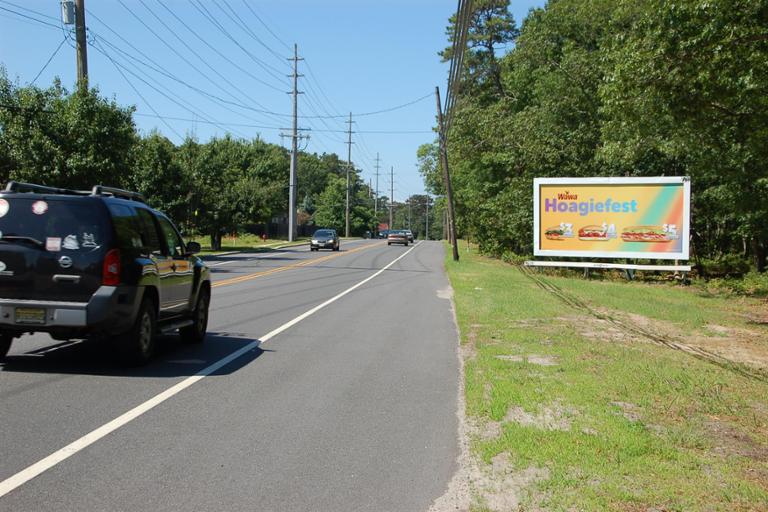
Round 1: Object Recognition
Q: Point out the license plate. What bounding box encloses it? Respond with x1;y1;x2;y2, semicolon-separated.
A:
15;307;46;324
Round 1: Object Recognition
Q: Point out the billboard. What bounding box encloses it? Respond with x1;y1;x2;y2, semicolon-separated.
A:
533;177;690;260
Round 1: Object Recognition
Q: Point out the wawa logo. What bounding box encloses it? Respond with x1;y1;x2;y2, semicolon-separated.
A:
557;191;578;200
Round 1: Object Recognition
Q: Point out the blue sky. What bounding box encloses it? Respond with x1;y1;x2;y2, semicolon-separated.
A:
0;0;544;200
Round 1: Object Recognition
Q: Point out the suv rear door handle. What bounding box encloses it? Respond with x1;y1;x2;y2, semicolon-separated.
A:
53;274;81;284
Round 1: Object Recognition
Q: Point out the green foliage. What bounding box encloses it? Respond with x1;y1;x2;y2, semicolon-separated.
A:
312;172;375;236
0;70;137;189
440;0;519;99
0;74;359;249
447;247;768;510
437;0;768;271
699;254;752;278
706;272;768;297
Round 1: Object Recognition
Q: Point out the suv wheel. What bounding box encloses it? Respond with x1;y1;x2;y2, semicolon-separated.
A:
0;334;13;362
117;298;157;365
181;287;210;344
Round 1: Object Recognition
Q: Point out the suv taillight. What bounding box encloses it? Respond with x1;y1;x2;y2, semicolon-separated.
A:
103;249;121;286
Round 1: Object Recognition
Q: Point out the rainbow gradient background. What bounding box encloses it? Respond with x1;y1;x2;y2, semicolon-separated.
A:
538;183;686;255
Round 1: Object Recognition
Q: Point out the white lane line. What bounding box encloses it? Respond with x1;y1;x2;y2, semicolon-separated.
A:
0;241;420;498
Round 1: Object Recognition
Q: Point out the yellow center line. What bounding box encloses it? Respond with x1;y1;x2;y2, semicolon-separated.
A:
211;242;380;289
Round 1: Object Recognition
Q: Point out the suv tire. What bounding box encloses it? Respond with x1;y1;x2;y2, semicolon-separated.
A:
117;297;157;366
0;334;12;362
181;287;210;344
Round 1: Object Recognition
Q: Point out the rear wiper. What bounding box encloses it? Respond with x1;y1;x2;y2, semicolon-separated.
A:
0;236;45;248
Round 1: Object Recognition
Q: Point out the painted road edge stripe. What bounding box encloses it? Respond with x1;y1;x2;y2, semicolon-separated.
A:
0;241;420;498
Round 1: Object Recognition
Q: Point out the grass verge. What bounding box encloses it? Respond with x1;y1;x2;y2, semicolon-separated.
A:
444;246;768;511
190;234;310;256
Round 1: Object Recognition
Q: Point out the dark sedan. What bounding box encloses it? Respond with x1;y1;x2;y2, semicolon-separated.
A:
310;229;340;251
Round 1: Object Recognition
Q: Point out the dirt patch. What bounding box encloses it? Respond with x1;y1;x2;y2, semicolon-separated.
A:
481;453;549;512
504;401;578;431
570;311;768;373
611;401;642;423
462;324;481;362
528;355;559;366
494;354;558;366
705;418;768;462
479;420;503;441
495;354;524;362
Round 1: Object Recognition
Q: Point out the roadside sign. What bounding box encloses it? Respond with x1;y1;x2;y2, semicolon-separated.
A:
533;177;690;260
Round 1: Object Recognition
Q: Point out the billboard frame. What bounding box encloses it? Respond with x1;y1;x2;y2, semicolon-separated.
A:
533;176;691;260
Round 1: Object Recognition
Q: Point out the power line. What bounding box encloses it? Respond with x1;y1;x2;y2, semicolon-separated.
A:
133;113;280;131
154;0;286;114
217;0;289;67
0;12;57;31
88;25;286;126
446;0;473;131
240;1;292;52
116;0;283;107
189;0;289;88
92;38;183;140
30;37;68;85
136;0;281;119
0;0;58;21
88;8;285;126
89;38;249;139
303;59;345;117
0;5;60;29
353;92;435;118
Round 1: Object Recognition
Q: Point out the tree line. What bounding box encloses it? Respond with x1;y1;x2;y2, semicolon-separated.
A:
420;0;768;273
0;70;438;249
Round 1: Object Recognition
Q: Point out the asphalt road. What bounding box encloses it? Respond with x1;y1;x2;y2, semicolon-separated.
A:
0;240;459;511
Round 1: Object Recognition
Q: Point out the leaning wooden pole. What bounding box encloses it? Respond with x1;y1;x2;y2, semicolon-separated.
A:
435;86;460;262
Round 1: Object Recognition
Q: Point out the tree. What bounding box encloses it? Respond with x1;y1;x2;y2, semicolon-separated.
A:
440;0;519;100
130;132;189;226
177;135;287;250
313;172;374;236
0;71;137;190
599;0;768;271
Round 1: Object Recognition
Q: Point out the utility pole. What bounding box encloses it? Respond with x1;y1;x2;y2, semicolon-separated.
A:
69;0;88;86
435;86;460;262
286;44;304;242
408;198;412;230
389;166;394;229
374;153;381;217
345;113;354;238
425;197;429;240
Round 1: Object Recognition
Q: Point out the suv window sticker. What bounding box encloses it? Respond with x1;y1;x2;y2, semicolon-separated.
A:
31;200;48;215
81;233;99;249
46;237;62;252
63;234;80;250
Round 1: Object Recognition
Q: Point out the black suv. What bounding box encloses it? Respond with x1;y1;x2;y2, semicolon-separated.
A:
0;182;211;365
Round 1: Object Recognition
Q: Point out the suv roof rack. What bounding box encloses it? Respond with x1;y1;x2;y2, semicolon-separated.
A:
4;181;90;196
91;185;145;203
3;181;146;203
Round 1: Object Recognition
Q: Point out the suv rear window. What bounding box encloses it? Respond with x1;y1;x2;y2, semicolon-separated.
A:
0;196;109;253
107;204;144;251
